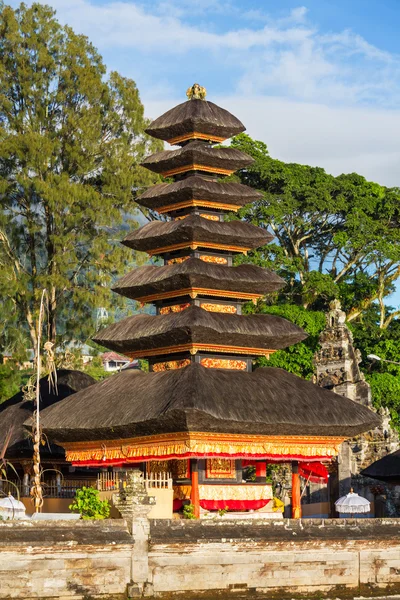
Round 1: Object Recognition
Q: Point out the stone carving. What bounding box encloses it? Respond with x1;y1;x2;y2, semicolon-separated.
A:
186;83;207;100
313;300;400;514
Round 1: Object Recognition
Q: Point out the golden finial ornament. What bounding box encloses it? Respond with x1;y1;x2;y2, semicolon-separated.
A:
186;83;207;100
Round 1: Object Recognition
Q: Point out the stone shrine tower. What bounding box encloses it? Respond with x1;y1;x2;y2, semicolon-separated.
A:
314;300;398;508
314;299;371;407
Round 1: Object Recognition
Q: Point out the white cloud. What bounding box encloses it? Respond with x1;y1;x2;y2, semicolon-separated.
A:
144;95;400;186
35;0;400;110
10;0;400;185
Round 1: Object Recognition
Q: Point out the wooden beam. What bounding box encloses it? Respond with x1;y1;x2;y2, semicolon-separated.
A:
291;461;302;519
190;459;200;518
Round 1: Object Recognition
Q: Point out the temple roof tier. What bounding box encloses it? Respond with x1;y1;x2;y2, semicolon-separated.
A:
145;99;245;145
122;215;272;255
112;258;284;302
141;141;254;177
92;305;307;357
136;175;263;214
38;364;381;444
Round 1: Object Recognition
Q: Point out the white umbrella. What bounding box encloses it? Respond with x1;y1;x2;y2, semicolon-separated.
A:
335;489;370;514
0;494;26;520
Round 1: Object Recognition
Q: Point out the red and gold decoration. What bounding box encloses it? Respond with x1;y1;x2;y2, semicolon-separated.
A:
200;213;220;221
200;358;247;370
167;256;189;265
152;359;191;372
147;459;190;479
199;255;228;265
160;303;190;315
200;303;237;314
206;458;236;479
65;431;344;466
198;484;272;511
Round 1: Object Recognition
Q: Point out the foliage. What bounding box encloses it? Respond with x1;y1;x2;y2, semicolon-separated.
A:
83;356;113;381
217;507;229;516
245;303;325;379
0;3;162;357
231;133;400;326
182;503;196;519
366;373;400;430
69;486;110;519
0;364;31;403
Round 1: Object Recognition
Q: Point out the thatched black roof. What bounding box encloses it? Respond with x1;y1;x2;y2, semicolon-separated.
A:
136;176;263;212
141;141;253;176
39;364;380;442
0;370;96;459
122;215;272;254
93;305;307;356
361;450;400;482
112;258;284;301
145;99;245;143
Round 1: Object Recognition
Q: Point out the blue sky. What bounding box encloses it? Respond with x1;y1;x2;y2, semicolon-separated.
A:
9;0;400;307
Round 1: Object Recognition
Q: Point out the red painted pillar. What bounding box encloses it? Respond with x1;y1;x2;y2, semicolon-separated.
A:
291;461;302;519
190;459;200;518
256;461;267;482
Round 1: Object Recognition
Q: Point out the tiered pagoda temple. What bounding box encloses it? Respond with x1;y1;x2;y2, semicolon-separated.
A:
39;85;379;518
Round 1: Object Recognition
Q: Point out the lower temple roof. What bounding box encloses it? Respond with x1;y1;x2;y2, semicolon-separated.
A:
122;215;272;255
361;450;400;481
112;258;285;302
92;305;307;357
1;370;96;459
37;364;381;443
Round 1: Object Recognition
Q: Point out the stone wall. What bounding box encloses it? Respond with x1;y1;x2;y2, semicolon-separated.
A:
0;519;133;599
2;518;400;599
146;518;400;599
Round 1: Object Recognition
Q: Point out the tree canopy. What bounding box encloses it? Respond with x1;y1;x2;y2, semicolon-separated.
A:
231;133;400;326
0;2;161;357
234;134;400;430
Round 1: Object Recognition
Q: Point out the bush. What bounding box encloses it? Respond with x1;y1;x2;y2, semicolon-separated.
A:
182;503;196;519
69;486;110;520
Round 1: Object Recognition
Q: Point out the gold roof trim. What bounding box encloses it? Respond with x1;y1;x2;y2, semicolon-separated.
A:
161;164;235;178
136;287;262;304
124;343;276;359
147;241;249;256
156;199;240;214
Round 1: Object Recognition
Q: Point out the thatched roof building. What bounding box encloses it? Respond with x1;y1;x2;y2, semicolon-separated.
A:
39;364;379;462
35;86;379;517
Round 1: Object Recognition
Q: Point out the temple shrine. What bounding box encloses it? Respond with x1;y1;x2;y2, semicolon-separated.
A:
39;85;379;518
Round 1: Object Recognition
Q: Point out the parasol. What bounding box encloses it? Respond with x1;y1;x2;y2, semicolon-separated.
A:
0;494;27;520
335;489;370;515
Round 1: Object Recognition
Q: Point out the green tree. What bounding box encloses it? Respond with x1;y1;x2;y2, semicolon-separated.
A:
245;303;325;379
69;486;110;519
231;134;400;325
0;3;161;357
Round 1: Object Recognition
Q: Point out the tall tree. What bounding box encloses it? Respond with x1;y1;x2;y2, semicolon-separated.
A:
0;3;160;357
231;134;400;324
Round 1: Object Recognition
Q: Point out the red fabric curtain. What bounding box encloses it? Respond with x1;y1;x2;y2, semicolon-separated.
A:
200;499;270;511
299;462;328;483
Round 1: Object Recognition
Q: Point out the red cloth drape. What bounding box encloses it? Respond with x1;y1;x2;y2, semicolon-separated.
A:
299;462;328;483
200;499;270;511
